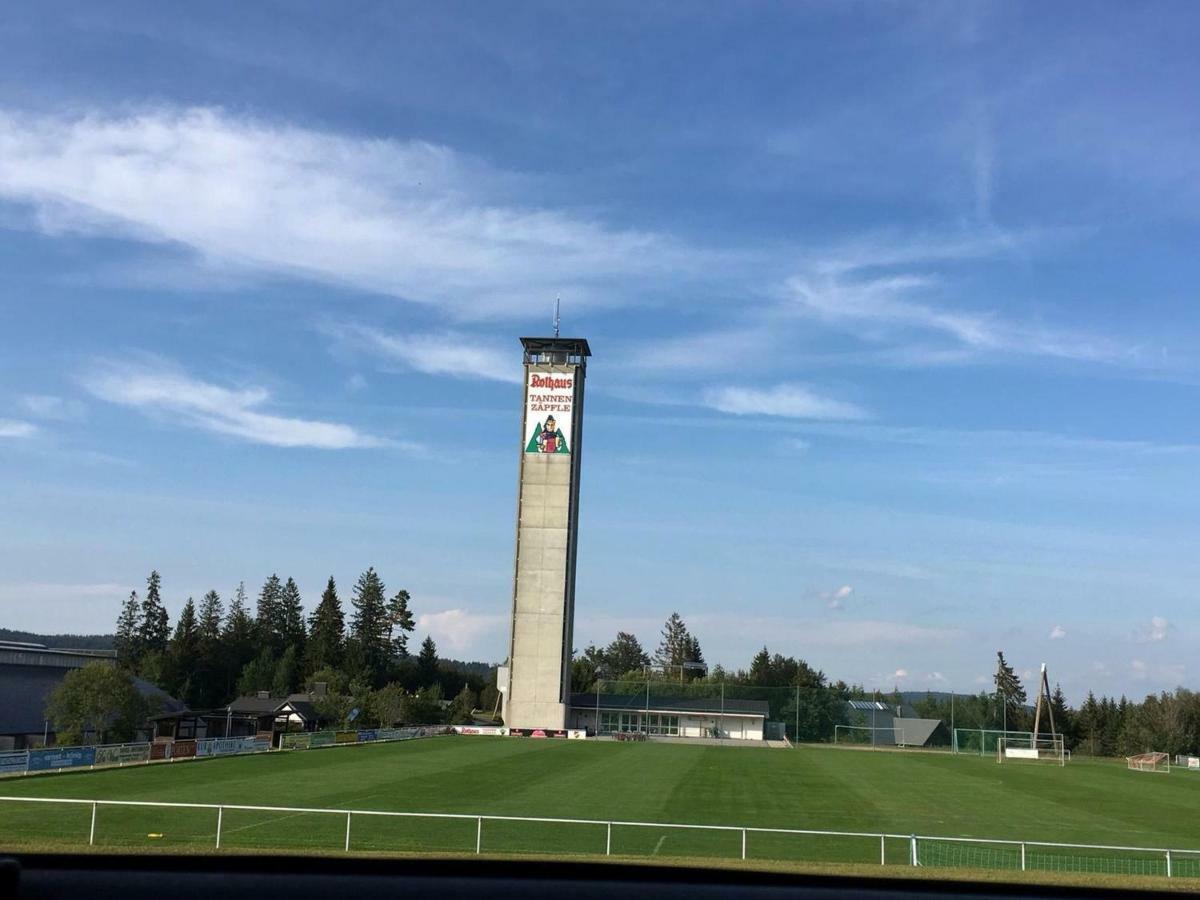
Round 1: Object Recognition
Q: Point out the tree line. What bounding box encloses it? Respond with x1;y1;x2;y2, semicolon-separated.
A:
108;569;497;731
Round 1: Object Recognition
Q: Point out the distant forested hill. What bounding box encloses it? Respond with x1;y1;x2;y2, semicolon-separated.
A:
0;628;115;650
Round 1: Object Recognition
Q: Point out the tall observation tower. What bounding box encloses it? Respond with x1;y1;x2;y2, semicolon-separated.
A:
501;335;591;730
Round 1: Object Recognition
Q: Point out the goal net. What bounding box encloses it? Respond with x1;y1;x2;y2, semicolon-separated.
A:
1174;754;1200;771
997;735;1065;766
953;728;1034;756
834;724;908;747
1127;752;1170;773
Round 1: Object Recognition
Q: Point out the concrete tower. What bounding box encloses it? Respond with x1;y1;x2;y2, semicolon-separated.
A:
502;336;591;730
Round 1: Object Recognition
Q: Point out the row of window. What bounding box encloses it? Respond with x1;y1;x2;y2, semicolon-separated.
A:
597;712;680;736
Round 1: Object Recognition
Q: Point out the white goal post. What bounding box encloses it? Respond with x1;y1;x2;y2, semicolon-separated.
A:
834;724;908;747
1128;752;1170;774
997;735;1065;767
1174;755;1200;771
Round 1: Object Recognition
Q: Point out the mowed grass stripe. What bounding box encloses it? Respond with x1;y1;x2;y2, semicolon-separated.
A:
2;738;1199;855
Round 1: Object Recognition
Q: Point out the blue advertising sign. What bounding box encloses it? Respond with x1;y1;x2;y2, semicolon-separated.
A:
356;729;378;743
28;746;96;771
0;751;29;776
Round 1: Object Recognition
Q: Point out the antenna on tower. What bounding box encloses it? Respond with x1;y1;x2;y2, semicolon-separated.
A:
554;296;561;338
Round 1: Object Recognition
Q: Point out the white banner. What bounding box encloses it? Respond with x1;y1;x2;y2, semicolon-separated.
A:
524;370;575;455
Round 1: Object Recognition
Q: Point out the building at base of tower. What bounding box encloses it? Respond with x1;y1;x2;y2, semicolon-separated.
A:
501;337;590;730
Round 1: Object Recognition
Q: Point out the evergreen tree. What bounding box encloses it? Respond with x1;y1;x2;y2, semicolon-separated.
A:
280;577;306;654
656;612;690;668
307;577;345;673
272;645;302;696
388;589;416;659
1049;682;1076;749
166;597;199;703
137;570;170;658
350;568;391;685
448;684;478;724
598;632;650;678
993;651;1027;729
1077;691;1101;755
417;636;439;687
194;590;225;708
256;574;286;654
114;590;142;669
237;648;277;696
222;582;257;700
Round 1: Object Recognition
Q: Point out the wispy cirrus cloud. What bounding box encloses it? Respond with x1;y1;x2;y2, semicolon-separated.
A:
0;419;38;439
0;107;697;318
784;270;1128;364
81;361;388;449
1049;624;1067;640
323;322;520;384
20;394;86;421
703;383;868;420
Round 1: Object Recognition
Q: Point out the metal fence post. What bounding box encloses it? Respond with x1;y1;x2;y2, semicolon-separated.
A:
89;802;97;846
741;828;747;860
1020;842;1026;871
344;812;351;852
880;834;885;865
1166;850;1172;878
215;806;223;849
606;822;612;856
476;816;483;854
910;835;918;866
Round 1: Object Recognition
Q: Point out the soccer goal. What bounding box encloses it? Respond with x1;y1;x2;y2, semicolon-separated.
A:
953;728;1035;756
834;724;908;747
997;734;1065;766
1174;754;1200;771
1127;752;1170;773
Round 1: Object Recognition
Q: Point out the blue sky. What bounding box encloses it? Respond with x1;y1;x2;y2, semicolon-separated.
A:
1;2;1198;702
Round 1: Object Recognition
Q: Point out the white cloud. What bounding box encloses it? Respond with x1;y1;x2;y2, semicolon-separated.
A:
703;383;868;420
784;271;1126;364
81;361;387;449
827;584;854;610
417;608;505;657
324;322;520;384
20;394;85;421
0;419;37;438
0;107;694;318
1049;624;1067;640
1146;615;1170;643
892;668;908;679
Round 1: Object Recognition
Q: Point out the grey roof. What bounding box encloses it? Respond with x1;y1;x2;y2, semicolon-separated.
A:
226;695;286;715
0;663;181;736
848;699;890;711
569;693;768;717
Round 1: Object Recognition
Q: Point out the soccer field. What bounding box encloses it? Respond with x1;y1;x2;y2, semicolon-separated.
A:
1;737;1198;880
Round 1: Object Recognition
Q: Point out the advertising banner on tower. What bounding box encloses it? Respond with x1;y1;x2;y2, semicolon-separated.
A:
524;370;575;454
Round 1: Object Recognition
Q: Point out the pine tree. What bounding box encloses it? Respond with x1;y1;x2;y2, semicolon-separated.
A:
600;632;650;678
748;647;773;685
1050;682;1075;749
350;568;390;685
307;577;345;673
114;590;142;669
272;645;302;696
388;589;416;659
993;651;1027;729
656;612;690;668
417;636;439;687
222;582;257;701
137;570;170;657
237;648;277;696
256;574;286;654
195;590;225;707
166;597;200;704
280;577;306;656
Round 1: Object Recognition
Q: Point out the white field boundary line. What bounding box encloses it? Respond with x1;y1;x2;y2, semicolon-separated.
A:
3;795;1200;860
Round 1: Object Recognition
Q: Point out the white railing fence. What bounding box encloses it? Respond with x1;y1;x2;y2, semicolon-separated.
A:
1;796;1197;879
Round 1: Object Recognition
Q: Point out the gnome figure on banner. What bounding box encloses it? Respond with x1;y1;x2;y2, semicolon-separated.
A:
536;415;566;453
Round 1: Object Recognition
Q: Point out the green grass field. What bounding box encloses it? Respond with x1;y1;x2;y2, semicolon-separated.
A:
1;736;1199;885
